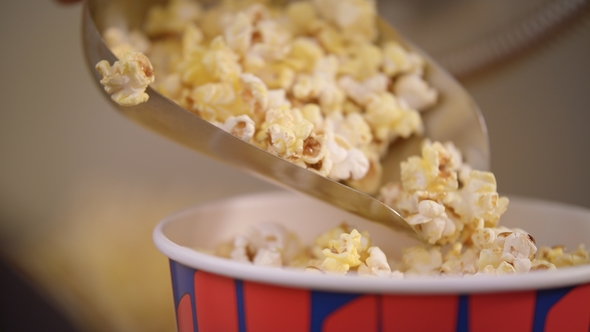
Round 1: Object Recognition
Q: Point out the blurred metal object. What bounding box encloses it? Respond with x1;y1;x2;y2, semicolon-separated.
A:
438;0;590;78
377;0;590;80
82;0;489;236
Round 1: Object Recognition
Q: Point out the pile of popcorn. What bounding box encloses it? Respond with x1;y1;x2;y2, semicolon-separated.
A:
220;220;590;277
95;0;589;277
96;0;437;195
212;140;589;277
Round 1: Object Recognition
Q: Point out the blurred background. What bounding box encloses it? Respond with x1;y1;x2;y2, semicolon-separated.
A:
0;0;588;331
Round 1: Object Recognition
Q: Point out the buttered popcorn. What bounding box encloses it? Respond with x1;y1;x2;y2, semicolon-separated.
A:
95;51;155;106
213;139;588;277
96;0;436;187
215;216;589;277
375;140;509;247
95;0;589;276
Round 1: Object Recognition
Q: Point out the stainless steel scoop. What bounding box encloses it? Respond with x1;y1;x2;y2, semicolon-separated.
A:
82;0;489;236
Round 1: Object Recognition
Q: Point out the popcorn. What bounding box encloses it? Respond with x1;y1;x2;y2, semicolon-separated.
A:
283;37;325;73
187;82;237;122
339;43;383;81
267;89;292;110
239;73;269;119
358;247;392;277
154;73;182;101
286;1;317;35
249;19;292;61
321;229;365;275
257;107;321;163
230;235;250;263
312;0;378;43
292;55;345;113
95;51;155;106
400;141;459;194
479;261;517;276
444;170;509;229
401;245;443;276
96;0;590;279
441;243;478;275
182;23;205;58
324;131;370;181
300;103;324;129
500;231;537;273
216;212;588;277
202;36;243;84
143;0;202;37
224;12;254;55
102;27;151;59
216;115;256;142
338;74;389;106
345;150;383;194
379;139;510;247
97;0;431;197
198;3;233;40
472;226;502;250
213;160;587;277
325;112;372;149
537;244;590;267
382;40;424;77
406;200;456;245
370;139;508;249
393;73;438;111
245;61;296;90
530;259;557;271
145;39;183;80
310;21;346;55
311;223;351;258
253;248;283;268
226;222;306;268
469;226;539;274
364;92;423;142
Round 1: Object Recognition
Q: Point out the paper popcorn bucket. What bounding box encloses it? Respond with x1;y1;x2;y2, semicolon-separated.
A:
154;191;590;332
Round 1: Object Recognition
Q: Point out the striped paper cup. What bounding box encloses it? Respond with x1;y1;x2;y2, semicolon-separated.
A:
154;191;590;332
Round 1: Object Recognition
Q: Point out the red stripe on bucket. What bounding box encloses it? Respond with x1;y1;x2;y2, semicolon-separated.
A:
194;271;239;331
243;281;310;331
323;295;379;332
381;294;459;332
469;291;535;331
544;284;590;332
177;293;194;332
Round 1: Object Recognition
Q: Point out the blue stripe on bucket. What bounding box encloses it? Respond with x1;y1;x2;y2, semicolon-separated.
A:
235;280;246;332
532;286;573;332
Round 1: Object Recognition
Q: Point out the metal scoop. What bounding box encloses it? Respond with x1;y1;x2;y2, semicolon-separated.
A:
82;0;489;236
